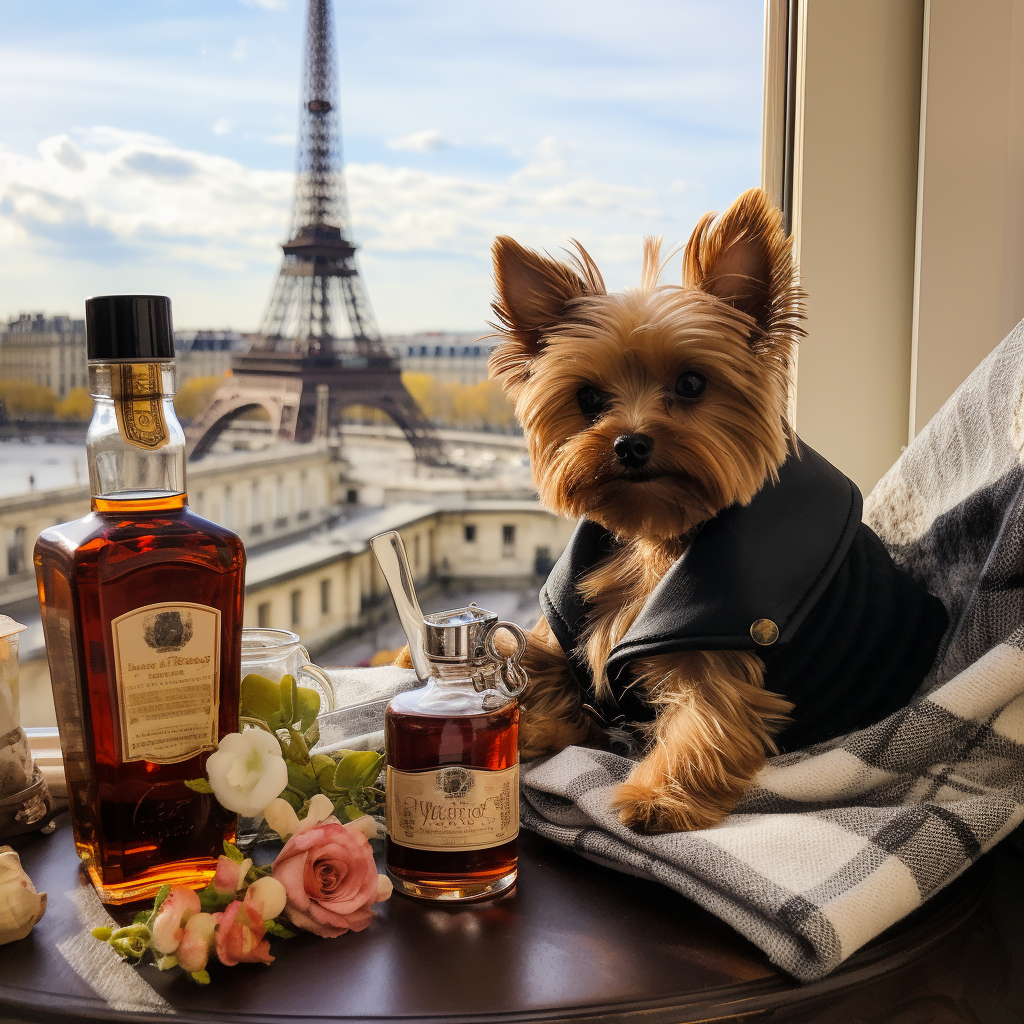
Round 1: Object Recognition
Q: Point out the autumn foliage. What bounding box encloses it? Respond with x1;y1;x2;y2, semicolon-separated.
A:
174;375;227;422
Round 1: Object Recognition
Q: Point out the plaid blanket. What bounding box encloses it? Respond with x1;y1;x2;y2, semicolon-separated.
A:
520;319;1024;982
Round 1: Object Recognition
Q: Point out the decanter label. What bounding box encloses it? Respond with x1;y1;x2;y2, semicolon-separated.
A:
112;363;169;450
385;764;519;852
110;601;221;764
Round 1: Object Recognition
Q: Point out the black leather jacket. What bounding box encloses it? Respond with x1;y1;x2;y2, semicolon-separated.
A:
540;440;949;751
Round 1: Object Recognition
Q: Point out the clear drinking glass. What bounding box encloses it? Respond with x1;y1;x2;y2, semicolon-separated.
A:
240;628;336;717
236;628;336;846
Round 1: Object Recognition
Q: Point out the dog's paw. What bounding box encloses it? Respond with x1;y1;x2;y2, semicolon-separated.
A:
610;782;729;834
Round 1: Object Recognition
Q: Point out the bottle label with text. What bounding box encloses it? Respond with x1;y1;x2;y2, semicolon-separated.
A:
110;601;221;764
386;763;519;852
112;362;169;450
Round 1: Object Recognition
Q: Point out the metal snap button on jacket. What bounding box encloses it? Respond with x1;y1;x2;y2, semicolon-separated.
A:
750;618;779;645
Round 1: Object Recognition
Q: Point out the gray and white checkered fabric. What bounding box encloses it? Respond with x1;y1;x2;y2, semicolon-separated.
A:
521;319;1024;983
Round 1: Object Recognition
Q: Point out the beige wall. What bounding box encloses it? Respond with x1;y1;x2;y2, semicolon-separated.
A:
774;0;1024;494
245;507;575;654
787;0;924;494
190;444;338;543
910;0;1024;434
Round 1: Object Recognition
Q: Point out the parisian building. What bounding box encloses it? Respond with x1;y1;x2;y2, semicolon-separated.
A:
0;314;87;399
0;316;249;402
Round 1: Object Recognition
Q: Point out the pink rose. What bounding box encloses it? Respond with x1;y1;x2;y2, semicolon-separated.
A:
211;854;252;896
176;912;217;972
272;819;390;938
151;887;201;955
213;900;274;966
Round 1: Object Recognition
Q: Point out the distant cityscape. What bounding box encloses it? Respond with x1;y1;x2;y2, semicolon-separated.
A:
0;310;568;732
0;312;499;412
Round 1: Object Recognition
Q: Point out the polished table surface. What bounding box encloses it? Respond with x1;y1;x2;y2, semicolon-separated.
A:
2;814;1024;1024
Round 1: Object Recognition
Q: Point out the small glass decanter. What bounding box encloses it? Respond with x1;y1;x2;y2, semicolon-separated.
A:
371;531;526;902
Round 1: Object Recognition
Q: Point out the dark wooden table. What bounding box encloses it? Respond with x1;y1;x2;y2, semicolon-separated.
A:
2;813;1024;1023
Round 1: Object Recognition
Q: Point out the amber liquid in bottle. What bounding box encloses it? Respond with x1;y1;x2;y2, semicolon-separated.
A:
35;315;245;905
385;687;518;901
35;492;244;903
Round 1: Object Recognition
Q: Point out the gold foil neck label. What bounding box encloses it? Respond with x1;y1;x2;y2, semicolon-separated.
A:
112;363;169;450
110;601;221;764
385;763;519;852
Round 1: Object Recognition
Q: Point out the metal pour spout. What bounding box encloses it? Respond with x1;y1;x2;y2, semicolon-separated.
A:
370;531;431;681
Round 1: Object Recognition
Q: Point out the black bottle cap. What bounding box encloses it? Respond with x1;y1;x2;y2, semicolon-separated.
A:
85;295;175;361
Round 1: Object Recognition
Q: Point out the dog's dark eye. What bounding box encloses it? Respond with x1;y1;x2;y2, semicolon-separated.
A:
576;385;609;419
674;371;707;401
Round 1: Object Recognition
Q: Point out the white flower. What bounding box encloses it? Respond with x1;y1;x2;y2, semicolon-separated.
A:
205;730;288;818
0;847;46;944
263;792;335;840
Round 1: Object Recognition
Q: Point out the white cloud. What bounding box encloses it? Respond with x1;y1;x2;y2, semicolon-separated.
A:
511;136;578;183
386;130;451;153
230;37;249;62
53;139;86;173
213;119;233;136
237;0;288;9
0;131;291;273
0;128;674;330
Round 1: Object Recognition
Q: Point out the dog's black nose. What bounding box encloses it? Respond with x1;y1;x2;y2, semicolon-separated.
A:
613;433;654;468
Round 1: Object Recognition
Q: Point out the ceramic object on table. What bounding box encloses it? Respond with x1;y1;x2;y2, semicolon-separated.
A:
0;617;55;838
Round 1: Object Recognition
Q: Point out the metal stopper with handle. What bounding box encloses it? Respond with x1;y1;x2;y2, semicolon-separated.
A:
370;530;529;697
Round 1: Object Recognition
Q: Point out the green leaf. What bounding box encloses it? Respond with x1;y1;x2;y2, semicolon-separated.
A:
264;919;297;939
91;926;112;941
303;719;321;748
155;955;178;971
284;727;309;765
108;923;153;961
310;753;336;777
279;674;296;725
190;970;211;986
343;804;364;822
149;886;171;921
295;685;321;732
132;911;151;926
198;884;234;913
280;787;304;811
241;673;285;728
286;760;318;798
316;761;343;795
112;936;148;960
356;751;385;789
184;778;214;794
222;841;244;863
333;751;384;794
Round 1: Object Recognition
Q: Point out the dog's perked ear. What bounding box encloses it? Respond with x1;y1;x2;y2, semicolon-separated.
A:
489;236;605;386
681;188;803;355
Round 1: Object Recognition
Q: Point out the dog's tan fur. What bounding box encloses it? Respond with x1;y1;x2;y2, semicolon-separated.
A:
484;188;804;832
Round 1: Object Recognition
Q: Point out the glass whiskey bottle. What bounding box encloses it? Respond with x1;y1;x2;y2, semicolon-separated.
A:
372;531;526;902
34;295;245;904
384;661;520;901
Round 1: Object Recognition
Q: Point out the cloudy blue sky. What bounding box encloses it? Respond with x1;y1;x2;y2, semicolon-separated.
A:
0;0;764;332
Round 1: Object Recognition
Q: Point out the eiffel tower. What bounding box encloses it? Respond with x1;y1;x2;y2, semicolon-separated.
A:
186;0;444;463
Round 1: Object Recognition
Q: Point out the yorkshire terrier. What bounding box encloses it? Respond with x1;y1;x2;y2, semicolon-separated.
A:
484;187;947;833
